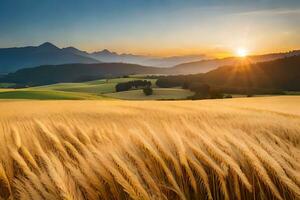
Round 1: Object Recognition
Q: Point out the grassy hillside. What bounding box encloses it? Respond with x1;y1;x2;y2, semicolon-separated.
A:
156;55;300;96
33;77;157;95
0;96;299;199
0;83;16;88
0;63;164;86
105;88;193;100
203;55;300;91
0;77;157;100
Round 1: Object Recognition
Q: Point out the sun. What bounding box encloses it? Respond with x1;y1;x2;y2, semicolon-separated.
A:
236;48;248;57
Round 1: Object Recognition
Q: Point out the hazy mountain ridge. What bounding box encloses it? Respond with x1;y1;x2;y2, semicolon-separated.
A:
0;42;100;73
91;49;208;67
0;42;208;73
170;50;300;74
61;46;91;57
1;42;300;77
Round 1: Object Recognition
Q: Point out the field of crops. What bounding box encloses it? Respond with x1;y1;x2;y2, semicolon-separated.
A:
0;96;299;199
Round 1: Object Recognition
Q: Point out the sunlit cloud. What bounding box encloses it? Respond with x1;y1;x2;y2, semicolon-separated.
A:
234;8;300;16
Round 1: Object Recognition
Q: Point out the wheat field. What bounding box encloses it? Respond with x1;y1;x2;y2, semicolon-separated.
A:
0;96;299;200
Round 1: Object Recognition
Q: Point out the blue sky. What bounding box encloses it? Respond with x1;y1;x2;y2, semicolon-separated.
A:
1;0;300;56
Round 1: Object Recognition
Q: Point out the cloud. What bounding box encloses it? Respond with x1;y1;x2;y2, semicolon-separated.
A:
234;8;300;16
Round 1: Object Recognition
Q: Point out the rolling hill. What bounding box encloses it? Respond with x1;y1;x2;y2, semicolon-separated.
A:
0;77;157;100
156;55;300;92
203;55;300;91
170;50;300;74
0;42;100;73
0;63;164;86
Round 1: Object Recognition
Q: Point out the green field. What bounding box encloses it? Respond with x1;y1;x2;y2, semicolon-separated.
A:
32;82;116;94
0;83;16;88
1;76;298;100
32;77;157;95
0;77;159;100
104;88;194;100
0;90;104;100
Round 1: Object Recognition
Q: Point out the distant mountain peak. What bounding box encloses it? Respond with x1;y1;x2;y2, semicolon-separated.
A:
92;49;118;56
0;42;99;73
100;49;117;55
102;49;111;53
62;46;86;53
38;42;59;50
63;46;78;51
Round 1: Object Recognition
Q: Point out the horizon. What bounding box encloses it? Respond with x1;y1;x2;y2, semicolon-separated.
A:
1;0;300;57
2;41;300;59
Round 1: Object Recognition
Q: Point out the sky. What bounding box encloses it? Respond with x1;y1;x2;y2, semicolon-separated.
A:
1;0;300;57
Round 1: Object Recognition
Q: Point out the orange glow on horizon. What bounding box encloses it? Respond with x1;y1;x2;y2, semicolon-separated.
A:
78;44;298;59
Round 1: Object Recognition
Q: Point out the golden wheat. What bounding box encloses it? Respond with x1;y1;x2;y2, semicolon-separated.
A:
0;96;299;200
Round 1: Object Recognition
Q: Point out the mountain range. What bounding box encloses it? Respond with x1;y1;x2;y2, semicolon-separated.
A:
90;50;208;68
0;42;99;73
0;42;207;73
1;42;300;78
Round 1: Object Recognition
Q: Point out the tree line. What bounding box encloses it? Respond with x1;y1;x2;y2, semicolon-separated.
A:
156;75;284;100
115;80;152;92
